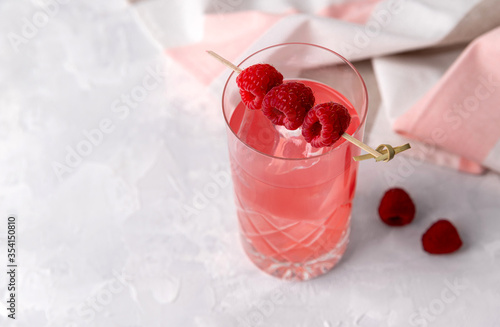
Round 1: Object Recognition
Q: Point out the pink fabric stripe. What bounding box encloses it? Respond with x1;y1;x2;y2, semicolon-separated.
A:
394;27;500;169
165;10;291;85
317;0;383;25
458;157;484;174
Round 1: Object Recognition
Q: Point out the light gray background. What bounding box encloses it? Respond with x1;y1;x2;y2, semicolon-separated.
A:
1;1;500;326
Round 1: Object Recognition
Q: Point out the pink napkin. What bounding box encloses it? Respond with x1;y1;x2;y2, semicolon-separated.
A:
394;27;500;174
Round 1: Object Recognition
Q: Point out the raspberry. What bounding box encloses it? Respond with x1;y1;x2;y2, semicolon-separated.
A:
302;102;351;147
422;219;463;254
236;64;283;110
261;82;315;130
378;188;416;226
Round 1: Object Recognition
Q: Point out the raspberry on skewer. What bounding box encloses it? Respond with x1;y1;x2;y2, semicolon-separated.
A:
261;82;315;130
236;64;283;110
302;102;351;148
207;51;283;111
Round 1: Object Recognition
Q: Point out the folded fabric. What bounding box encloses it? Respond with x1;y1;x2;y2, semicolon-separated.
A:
129;0;500;173
394;27;500;174
372;45;485;174
132;0;492;87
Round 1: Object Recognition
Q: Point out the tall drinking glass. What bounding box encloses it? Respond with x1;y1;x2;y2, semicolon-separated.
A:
222;43;368;280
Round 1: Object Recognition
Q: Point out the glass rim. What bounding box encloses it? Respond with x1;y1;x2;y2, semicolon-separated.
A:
222;42;368;161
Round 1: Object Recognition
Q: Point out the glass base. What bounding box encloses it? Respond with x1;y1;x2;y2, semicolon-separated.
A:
241;226;350;281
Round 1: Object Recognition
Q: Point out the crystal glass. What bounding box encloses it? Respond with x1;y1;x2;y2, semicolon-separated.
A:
222;43;368;280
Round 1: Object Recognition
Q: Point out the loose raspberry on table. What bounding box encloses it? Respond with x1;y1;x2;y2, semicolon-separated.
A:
261;82;315;130
236;64;283;110
378;188;416;226
301;102;351;147
422;219;462;254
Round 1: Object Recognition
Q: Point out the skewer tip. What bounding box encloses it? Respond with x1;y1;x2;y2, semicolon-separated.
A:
206;50;242;73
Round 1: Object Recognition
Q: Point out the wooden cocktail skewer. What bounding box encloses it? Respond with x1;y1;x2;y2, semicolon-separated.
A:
207;51;242;73
341;133;381;159
207;50;410;162
354;143;411;162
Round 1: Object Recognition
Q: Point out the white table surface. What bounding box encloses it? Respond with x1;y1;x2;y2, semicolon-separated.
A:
1;1;500;327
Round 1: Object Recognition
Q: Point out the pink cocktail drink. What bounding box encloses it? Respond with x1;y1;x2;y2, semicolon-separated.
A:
222;44;368;280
